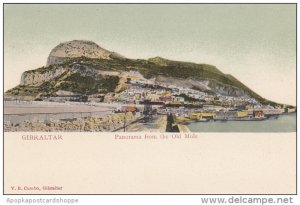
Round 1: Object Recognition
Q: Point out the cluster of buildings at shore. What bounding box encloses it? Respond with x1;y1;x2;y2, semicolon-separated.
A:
4;70;296;124
112;75;295;122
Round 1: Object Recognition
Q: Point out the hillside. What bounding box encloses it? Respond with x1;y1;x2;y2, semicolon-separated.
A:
5;40;275;105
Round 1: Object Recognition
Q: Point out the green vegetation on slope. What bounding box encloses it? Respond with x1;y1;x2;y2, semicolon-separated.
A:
5;85;40;97
57;73;119;94
6;71;120;98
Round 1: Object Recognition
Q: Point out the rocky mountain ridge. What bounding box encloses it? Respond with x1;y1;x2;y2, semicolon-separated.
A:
5;40;275;105
46;40;123;66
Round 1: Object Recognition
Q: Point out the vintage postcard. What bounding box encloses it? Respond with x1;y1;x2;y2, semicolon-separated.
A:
3;4;296;194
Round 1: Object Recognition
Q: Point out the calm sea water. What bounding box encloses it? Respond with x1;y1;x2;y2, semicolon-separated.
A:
187;113;296;132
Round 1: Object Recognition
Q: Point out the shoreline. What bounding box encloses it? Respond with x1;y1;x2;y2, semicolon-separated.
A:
3;100;296;133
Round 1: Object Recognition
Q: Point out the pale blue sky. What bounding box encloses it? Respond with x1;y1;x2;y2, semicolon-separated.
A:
4;4;296;105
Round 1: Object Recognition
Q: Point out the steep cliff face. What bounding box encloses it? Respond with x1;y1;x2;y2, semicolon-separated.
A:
46;40;123;66
208;80;245;96
20;66;68;86
155;76;245;97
